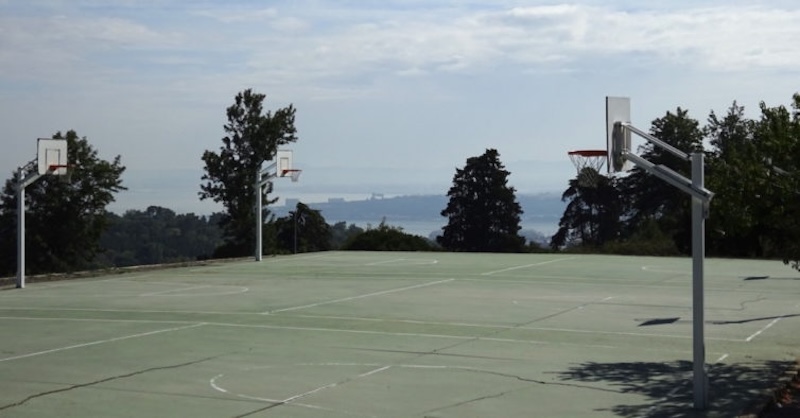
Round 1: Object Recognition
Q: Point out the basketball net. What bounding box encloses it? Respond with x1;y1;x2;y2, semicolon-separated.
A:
282;169;302;183
48;164;73;183
568;150;607;188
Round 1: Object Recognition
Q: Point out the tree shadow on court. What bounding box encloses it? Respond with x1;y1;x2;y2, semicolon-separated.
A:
555;359;791;417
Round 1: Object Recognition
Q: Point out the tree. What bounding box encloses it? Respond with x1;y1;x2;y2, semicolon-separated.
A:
97;207;222;267
748;95;800;266
550;174;623;250
704;102;763;257
275;202;331;253
438;149;525;252
343;221;434;251
330;221;365;249
0;130;125;275
199;89;297;257
620;108;704;254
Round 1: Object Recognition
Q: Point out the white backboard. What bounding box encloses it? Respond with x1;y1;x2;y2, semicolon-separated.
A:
275;149;293;176
606;96;632;173
37;138;68;175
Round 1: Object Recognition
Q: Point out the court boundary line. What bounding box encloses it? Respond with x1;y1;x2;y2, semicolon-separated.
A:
746;317;783;342
0;310;747;343
0;323;205;363
0;315;734;356
263;278;455;314
140;285;213;296
481;257;575;276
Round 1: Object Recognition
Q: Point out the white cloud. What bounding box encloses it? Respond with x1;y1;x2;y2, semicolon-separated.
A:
2;0;800;210
219;2;800;97
193;7;277;23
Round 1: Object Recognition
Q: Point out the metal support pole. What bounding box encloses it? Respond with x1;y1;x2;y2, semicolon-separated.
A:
16;167;26;289
255;163;263;262
691;152;708;409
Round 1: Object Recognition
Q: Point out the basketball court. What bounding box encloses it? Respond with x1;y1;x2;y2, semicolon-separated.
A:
0;251;798;417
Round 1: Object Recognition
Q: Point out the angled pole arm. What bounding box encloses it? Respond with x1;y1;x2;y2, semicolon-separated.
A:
620;122;690;161
623;152;714;204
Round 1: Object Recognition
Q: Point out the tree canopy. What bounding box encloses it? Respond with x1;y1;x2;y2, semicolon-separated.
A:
343;221;434;251
97;207;223;267
274;202;332;254
0;130;125;275
200;89;298;258
555;93;800;269
438;149;525;252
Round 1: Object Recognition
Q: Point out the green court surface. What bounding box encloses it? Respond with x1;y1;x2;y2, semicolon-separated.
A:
1;252;798;417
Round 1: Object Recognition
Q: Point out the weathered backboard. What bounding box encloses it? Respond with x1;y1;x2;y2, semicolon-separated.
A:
606;96;632;173
275;149;293;176
37;138;68;175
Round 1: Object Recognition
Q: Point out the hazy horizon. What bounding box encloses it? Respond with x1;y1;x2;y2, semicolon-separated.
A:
4;1;799;217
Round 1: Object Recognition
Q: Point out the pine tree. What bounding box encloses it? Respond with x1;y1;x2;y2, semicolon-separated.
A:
438;149;525;252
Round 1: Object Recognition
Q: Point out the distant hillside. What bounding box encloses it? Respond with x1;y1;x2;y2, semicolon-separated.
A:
273;193;565;236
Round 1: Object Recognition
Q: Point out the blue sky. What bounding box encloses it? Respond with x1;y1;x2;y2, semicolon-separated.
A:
2;0;799;214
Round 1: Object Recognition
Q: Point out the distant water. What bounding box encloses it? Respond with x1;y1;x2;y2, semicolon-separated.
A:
344;218;559;240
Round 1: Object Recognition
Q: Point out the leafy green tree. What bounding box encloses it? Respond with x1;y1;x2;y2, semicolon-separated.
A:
199;89;297;258
0;130;125;275
97;207;222;267
343;221;434;251
704;102;763;257
329;221;365;249
748;95;800;266
550;174;623;250
275;202;331;253
438;149;525;252
621;108;704;254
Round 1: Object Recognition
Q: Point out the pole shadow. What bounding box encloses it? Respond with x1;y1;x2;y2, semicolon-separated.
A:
555;360;791;417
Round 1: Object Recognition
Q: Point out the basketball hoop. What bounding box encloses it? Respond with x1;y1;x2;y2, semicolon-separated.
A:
48;164;73;183
281;169;302;183
568;150;607;188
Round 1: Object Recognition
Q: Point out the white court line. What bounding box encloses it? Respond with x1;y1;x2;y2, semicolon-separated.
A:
0;306;260;316
746;317;783;342
264;278;455;314
0;316;195;325
366;258;405;266
0;315;732;355
0;313;742;343
204;322;697;351
139;285;212;296
260;253;333;264
282;365;391;404
0;323;205;363
481;258;575;276
715;353;729;363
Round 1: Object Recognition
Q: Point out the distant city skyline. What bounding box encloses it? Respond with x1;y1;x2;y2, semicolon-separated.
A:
3;1;800;216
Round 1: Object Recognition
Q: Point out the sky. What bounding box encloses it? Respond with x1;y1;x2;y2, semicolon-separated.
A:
2;0;799;215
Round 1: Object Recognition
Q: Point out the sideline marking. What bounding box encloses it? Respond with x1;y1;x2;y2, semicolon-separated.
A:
715;353;729;363
366;258;405;266
746;317;783;342
366;258;439;266
140;285;249;297
0;323;205;363
264;279;455;314
139;285;212;296
0;315;733;355
481;258;575;276
284;365;391;404
211;364;392;413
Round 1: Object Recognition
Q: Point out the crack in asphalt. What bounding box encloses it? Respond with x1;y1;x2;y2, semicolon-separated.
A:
0;355;220;412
